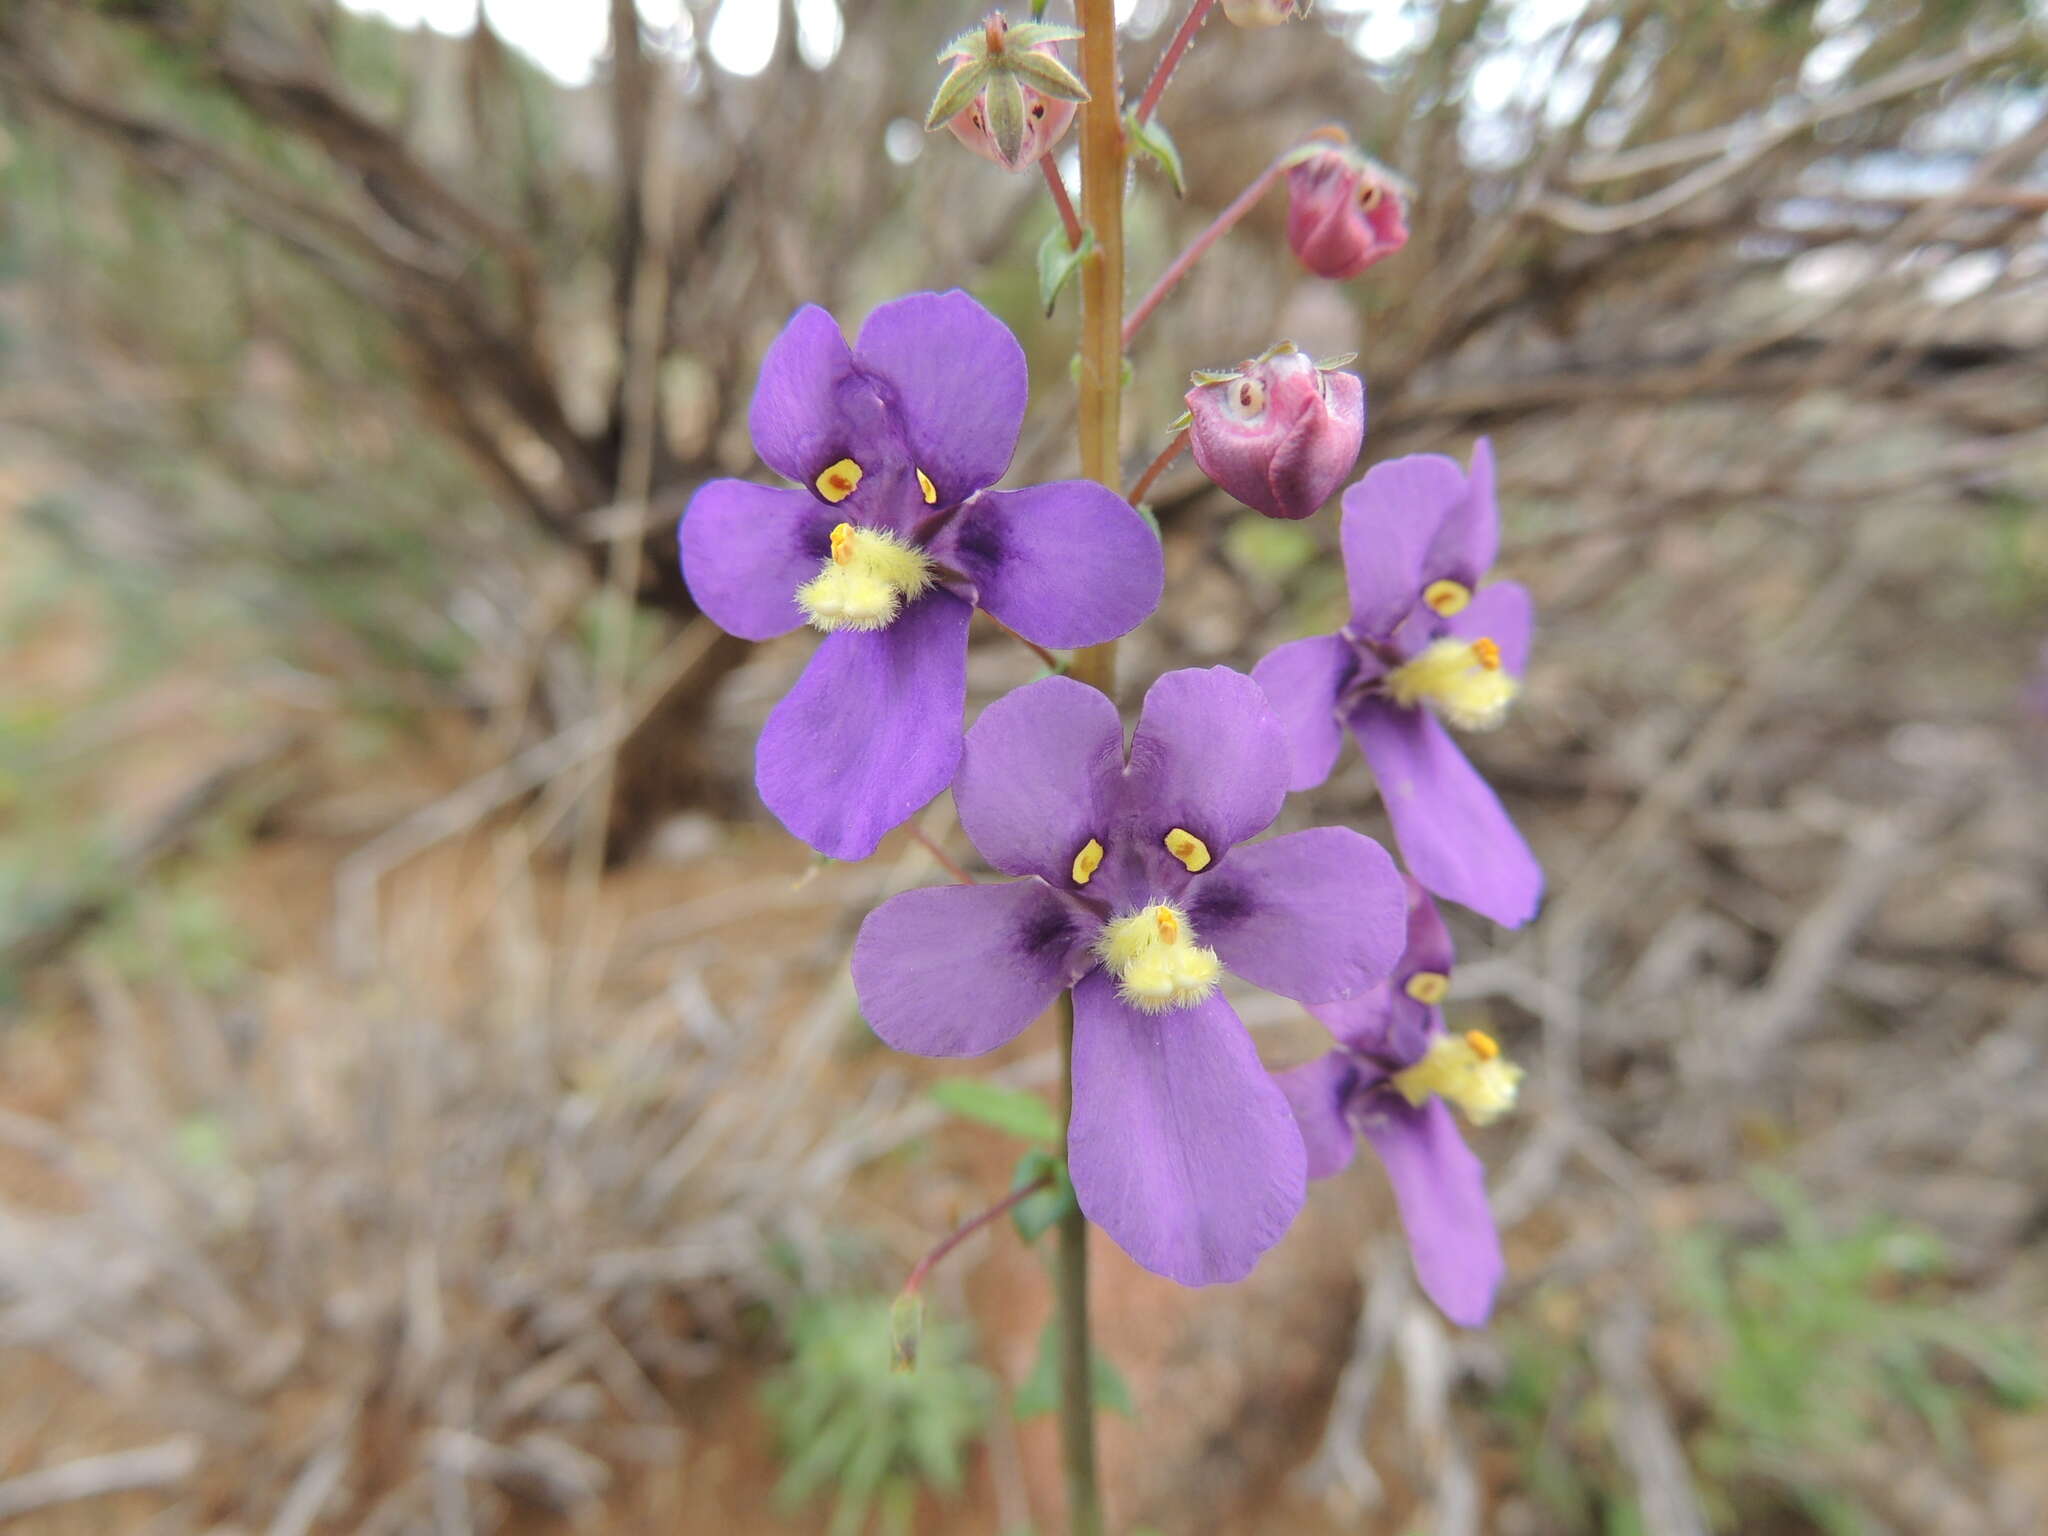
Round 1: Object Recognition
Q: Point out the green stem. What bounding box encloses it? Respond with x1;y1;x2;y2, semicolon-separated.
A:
1054;991;1101;1536
1058;10;1124;1531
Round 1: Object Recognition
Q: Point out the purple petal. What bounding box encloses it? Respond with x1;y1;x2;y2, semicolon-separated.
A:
1419;438;1498;589
938;482;1163;649
853;290;1026;505
678;480;836;641
1340;454;1465;639
1357;1095;1503;1327
748;303;862;485
1067;971;1306;1286
954;676;1126;886
1188;827;1406;1003
1250;633;1355;791
1350;702;1543;928
1272;1053;1360;1180
1308;985;1396;1054
853;880;1089;1057
1444;579;1533;677
1121;667;1290;859
756;593;972;860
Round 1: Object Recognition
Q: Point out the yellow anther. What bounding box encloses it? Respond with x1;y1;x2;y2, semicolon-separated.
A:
1095;902;1221;1014
1393;1031;1524;1128
1071;838;1104;886
795;523;935;633
916;467;938;505
1164;827;1212;873
815;457;863;503
1404;970;1450;1006
1386;637;1519;733
1422;579;1471;617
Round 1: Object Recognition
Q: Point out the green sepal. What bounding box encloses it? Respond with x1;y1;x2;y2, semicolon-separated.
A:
1013;1317;1137;1421
1187;368;1240;386
1006;22;1083;47
1037;222;1096;316
1136;503;1163;541
983;71;1028;166
1124;111;1187;197
1009;1149;1077;1243
1165;408;1194;432
925;59;991;129
889;1291;925;1373
928;1078;1061;1143
1007;48;1090;103
1316;350;1359;370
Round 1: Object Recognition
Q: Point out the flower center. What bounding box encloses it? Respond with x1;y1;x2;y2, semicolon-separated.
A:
1095;902;1221;1014
1391;1029;1523;1127
1385;636;1518;731
795;522;935;632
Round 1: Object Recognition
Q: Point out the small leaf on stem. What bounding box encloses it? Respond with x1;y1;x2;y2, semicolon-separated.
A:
1038;223;1097;316
929;1078;1061;1142
1125;111;1187;197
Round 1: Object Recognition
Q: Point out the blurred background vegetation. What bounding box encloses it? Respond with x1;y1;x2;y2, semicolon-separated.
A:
1;0;2046;1531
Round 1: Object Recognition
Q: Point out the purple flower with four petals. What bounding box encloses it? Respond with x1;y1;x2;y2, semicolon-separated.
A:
1252;441;1542;926
1274;877;1519;1326
680;291;1163;860
851;667;1409;1286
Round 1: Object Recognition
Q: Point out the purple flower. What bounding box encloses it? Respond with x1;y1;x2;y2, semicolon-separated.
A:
1273;878;1519;1326
851;666;1409;1286
1251;441;1542;927
1284;145;1409;281
680;291;1163;861
1183;344;1365;522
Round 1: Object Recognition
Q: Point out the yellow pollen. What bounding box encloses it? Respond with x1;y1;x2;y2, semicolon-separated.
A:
1422;579;1471;617
1071;838;1104;886
1392;1031;1524;1128
795;523;935;632
916;467;938;505
1095;902;1221;1014
1164;827;1212;873
1404;970;1450;1006
1386;637;1520;733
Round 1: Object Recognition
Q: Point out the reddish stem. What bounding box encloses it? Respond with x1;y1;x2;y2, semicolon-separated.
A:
1123;157;1287;347
1133;0;1219;127
910;825;978;885
900;1172;1056;1298
1040;154;1084;250
1126;427;1190;505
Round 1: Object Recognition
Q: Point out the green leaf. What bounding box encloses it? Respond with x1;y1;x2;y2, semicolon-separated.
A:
983;72;1028;167
929;1079;1060;1142
1037;223;1095;317
1013;1317;1137;1420
1007;21;1082;46
1007;50;1090;104
1125;111;1186;197
925;60;989;130
1008;1149;1076;1243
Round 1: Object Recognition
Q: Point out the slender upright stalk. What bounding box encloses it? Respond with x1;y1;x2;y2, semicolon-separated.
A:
1054;991;1100;1536
1126;426;1190;506
1041;155;1085;250
1132;0;1218;127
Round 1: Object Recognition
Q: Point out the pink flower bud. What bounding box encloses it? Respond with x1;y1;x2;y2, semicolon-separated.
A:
1285;148;1409;280
1183;346;1365;522
941;22;1081;174
1221;0;1306;26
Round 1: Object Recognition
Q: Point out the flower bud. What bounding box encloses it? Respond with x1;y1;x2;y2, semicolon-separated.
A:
1285;145;1409;280
1221;0;1308;26
928;14;1085;174
1183;344;1365;522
